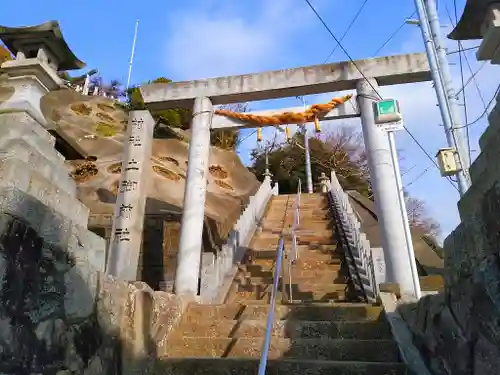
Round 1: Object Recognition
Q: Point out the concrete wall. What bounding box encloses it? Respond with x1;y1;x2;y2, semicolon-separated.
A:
397;94;500;375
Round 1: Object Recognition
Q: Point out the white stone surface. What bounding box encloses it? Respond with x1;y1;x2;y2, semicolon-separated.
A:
106;110;155;281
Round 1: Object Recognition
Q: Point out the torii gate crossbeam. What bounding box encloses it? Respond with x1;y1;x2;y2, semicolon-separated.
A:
140;53;430;110
133;52;431;298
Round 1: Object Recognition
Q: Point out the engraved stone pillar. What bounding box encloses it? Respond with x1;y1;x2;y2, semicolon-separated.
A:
174;96;212;296
106;110;155;281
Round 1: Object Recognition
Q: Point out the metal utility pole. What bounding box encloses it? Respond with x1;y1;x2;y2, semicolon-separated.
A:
424;0;471;175
297;96;313;194
126;19;139;91
410;0;470;195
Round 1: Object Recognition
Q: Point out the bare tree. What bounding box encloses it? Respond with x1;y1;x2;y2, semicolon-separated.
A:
319;126;371;183
404;193;441;237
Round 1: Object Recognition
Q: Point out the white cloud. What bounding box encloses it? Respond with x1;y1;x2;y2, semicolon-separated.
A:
164;0;325;80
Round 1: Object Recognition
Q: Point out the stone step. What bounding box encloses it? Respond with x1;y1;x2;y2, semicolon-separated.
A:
249;244;338;254
234;271;345;285
264;213;330;219
228;289;347;303
237;267;343;280
153;358;407;375
251;238;335;249
260;225;333;233
165;337;400;362
236;282;348;294
247;246;337;258
248;250;338;262
255;230;333;238
175;319;393;340
243;262;342;275
273;194;325;200
183;303;384;322
0;158;89;226
419;275;445;292
267;206;329;212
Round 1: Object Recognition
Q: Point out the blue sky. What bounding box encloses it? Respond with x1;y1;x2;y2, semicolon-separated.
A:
1;0;497;242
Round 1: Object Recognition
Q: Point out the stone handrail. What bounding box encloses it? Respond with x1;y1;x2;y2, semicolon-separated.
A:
328;170;383;302
200;176;278;303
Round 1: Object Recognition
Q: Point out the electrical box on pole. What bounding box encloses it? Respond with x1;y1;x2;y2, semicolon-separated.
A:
436;147;461;176
373;99;404;132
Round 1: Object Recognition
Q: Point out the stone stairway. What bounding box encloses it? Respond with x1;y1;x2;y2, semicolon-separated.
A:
226;193;349;304
155;194;408;374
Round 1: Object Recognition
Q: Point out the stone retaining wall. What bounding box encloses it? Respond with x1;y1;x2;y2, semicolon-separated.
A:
396;96;500;375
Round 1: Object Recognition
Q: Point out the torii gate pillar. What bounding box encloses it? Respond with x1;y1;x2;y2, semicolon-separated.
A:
175;96;212;296
356;78;415;295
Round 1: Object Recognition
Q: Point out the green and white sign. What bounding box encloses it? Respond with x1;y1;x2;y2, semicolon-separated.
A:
373;98;403;132
377;99;397;115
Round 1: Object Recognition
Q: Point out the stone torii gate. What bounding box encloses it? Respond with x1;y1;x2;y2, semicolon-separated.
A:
109;52;432;297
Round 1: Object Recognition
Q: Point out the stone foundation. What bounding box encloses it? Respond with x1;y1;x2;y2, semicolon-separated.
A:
396;92;500;375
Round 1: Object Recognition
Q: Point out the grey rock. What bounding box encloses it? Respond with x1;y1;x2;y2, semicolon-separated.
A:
64;263;98;323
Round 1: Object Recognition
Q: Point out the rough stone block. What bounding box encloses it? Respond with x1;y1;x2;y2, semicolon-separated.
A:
473;335;500;375
431;304;472;375
468;123;500;186
472;256;500;346
64;262;99;323
0;212;105;374
447;278;475;338
0;111;55;146
0;138;76;196
0;124;65;168
0;158;89;226
0;186;50;233
444;223;478;287
478;102;500;151
379;282;401;297
67;223;107;272
478;182;500;257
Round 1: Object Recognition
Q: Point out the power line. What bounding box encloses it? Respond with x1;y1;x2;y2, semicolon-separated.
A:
458;83;500;128
374;11;416;55
404;165;432;188
444;3;492;134
238;129;258;144
323;0;371;63
304;0;459;191
458;45;488;111
303;0;381;98
449;0;471;161
446;45;479;55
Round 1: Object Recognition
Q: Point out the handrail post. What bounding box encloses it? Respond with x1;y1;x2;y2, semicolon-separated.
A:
257;237;285;375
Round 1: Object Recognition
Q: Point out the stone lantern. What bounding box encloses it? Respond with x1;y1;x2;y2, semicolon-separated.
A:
0;22;106;273
0;21;85;129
